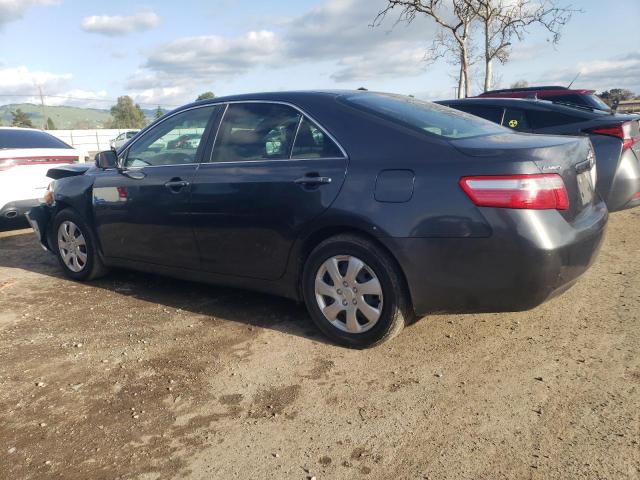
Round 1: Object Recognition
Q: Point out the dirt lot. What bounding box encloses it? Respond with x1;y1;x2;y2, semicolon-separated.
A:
0;210;638;480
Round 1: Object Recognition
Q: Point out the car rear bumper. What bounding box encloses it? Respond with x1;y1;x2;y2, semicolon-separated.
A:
608;149;640;211
381;201;608;315
0;198;40;220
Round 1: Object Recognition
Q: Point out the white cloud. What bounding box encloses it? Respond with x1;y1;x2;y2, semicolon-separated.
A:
535;52;640;92
0;0;60;29
124;30;281;101
143;30;280;80
331;48;428;82
0;65;72;101
0;66;111;108
81;10;160;36
125;0;436;103
284;0;432;61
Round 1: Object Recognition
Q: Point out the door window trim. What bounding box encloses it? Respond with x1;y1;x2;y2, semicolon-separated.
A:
207;100;349;164
118;104;219;169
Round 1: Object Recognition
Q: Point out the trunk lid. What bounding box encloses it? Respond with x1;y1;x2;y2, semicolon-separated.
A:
451;132;598;220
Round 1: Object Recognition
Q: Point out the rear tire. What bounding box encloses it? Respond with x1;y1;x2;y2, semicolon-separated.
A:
52;208;108;281
302;234;411;348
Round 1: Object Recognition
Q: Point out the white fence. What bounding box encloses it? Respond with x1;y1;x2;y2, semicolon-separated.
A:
47;128;205;156
47;129;134;154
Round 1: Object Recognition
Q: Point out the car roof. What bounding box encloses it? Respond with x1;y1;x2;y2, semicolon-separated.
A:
437;97;603;117
479;86;595;95
181;90;356;110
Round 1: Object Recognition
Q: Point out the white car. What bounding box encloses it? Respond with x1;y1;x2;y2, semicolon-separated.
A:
110;130;139;150
0;127;85;221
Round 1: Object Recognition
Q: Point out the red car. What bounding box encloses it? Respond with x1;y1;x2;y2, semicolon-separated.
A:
477;86;612;112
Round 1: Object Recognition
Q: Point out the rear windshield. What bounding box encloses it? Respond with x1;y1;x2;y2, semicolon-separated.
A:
549;93;611;112
0;129;72;149
343;93;506;139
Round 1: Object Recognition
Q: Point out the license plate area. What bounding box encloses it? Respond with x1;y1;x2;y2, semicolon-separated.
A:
576;169;594;206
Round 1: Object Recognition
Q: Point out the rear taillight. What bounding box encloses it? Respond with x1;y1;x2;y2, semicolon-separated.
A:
459;174;569;210
0;156;76;171
586;122;640;150
0;159;16;171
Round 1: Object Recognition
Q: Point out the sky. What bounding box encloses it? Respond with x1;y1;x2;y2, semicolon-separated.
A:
0;0;639;109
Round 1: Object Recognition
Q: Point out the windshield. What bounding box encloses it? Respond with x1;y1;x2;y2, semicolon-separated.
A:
0;129;72;149
343;93;507;139
586;94;612;112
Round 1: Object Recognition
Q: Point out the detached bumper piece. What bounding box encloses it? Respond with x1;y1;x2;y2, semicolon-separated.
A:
25;205;53;252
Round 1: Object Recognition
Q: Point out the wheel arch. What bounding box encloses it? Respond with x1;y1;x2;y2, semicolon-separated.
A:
292;225;414;312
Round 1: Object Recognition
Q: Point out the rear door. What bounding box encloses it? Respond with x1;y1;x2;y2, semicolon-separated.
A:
93;105;218;268
190;102;348;280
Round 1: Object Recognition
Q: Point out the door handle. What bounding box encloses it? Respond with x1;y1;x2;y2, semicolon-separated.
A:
165;179;190;192
294;175;332;186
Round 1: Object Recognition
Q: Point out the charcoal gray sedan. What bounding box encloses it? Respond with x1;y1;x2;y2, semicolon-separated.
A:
26;91;607;348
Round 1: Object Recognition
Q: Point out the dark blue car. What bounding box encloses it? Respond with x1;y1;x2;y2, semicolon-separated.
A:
26;91;607;347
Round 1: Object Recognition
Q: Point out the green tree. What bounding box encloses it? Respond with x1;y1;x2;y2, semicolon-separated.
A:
599;88;635;106
46;117;56;130
109;96;146;128
196;91;215;101
154;106;164;119
11;108;34;128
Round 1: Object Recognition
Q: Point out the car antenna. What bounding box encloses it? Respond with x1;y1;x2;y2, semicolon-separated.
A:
567;72;580;88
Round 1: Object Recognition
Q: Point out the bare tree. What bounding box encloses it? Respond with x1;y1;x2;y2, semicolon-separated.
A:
374;1;477;98
467;0;580;92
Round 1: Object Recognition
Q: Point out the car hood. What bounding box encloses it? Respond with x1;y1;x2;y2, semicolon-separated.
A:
47;163;93;180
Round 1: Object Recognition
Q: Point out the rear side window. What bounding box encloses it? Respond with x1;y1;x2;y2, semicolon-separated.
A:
212;103;301;162
503;108;531;131
450;105;504;124
344;93;506;139
526;110;584;129
292;117;343;158
0;129;72;149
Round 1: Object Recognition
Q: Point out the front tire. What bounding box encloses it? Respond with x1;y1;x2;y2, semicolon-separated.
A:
302;234;411;348
53;209;108;281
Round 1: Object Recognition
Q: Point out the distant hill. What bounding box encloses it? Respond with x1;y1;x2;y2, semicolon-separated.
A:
0;103;157;129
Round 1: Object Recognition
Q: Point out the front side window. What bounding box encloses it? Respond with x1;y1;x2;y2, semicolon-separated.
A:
292;117;343;158
211;103;301;162
124;106;215;167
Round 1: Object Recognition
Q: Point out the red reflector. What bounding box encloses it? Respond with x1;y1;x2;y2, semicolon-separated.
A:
14;156;78;166
459;174;570;210
633;191;640;200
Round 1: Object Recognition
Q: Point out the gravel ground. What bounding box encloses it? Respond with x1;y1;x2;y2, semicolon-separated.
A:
0;209;638;480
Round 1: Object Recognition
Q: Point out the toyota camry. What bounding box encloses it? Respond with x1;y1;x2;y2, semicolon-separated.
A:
26;91;607;348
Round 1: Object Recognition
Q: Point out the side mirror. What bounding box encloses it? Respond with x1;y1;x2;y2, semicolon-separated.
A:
95;150;118;169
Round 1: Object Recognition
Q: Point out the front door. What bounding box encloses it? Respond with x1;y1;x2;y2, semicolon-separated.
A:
190;102;348;280
93;105;218;269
